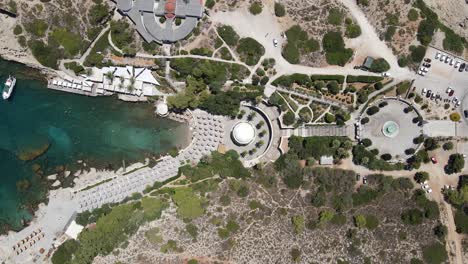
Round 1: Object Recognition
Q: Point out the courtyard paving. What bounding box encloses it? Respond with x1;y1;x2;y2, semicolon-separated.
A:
361;99;423;161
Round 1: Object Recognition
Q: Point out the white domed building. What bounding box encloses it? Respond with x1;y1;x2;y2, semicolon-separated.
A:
156;101;169;117
232;122;256;146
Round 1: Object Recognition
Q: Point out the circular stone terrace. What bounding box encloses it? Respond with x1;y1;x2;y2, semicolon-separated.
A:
223;104;273;165
359;98;424;161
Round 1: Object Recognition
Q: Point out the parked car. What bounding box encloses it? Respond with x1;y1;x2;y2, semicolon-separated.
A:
449;89;455;97
455;61;461;68
381;72;391;77
273;39;278;47
435;52;440;59
420;67;428;72
431;156;438;164
426;90;432;98
456;101;461;107
356;174;361;181
422;63;431;68
464;110;468;118
450;58;455;66
424;58;432;63
446;87;453;94
363;176;368;185
452;97;459;104
427;188;433;194
422;88;427;95
459;63;466;72
441;54;447;61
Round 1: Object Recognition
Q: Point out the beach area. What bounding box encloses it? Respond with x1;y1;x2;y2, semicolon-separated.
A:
0;58;190;236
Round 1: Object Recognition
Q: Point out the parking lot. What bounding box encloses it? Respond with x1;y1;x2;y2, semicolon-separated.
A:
412;47;468;122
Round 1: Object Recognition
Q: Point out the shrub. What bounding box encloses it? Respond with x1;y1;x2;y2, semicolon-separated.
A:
327;8;343;25
249;2;263;15
236;37;265;65
205;0;215;9
324;113;336;123
370;58;390;73
353;214;366;228
443;142;454;151
381;153;392;161
282;43;300;64
410;45;426;63
217;25;239;46
345;24;361;38
310;75;345;84
414;171;429;183
365;215;379;229
322;32;353;66
52;239;79;264
291;215;305;234
361;138;372;147
274;2;286;17
422;242;448;264
13;25;22;35
450;112;461;122
24;19;48;37
398;56;409;67
366;106;380;115
346;75;383;83
445;154;465;174
408;9;419;21
374;82;383;90
401;208;424;225
283;111;296;126
433;224;447;240
327;81;340;95
290;248;301;262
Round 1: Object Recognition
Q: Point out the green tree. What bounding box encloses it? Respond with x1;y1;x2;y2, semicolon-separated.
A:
445;154;465;174
274;2;286;17
249;2;263;15
442;142;454;151
414;171;429;183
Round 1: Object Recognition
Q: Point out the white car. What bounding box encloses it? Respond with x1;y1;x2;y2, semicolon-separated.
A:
455;61;461;68
427;188;433;193
273;39;278;47
422;88;427;95
445;56;451;63
440;54;447;61
446;87;453;94
381;72;391;77
418;70;426;76
435;52;441;59
420;67;428;72
449;59;455;66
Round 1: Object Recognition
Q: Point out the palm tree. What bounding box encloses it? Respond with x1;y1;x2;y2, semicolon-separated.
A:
105;70;115;84
119;76;125;90
127;77;136;93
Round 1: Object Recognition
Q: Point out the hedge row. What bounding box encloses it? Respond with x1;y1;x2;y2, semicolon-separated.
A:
347;75;384;83
310;74;345;84
272;74;346;87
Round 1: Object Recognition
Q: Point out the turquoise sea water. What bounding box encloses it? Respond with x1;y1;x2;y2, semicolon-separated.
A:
0;59;187;232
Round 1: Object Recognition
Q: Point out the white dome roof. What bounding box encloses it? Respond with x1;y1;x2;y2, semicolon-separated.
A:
156;102;168;116
232;122;256;145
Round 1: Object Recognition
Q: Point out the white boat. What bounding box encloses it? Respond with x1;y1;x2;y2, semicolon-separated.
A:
2;75;16;100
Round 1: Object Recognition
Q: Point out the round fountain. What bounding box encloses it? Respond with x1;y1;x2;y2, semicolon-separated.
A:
382;121;400;138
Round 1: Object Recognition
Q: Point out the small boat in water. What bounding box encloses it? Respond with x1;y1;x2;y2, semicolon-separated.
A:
2;75;16;100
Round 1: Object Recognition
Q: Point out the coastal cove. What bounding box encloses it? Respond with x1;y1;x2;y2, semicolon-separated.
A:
0;59;188;233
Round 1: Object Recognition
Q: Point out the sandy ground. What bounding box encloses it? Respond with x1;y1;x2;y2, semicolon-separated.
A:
0;15;40;67
423;0;468;40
